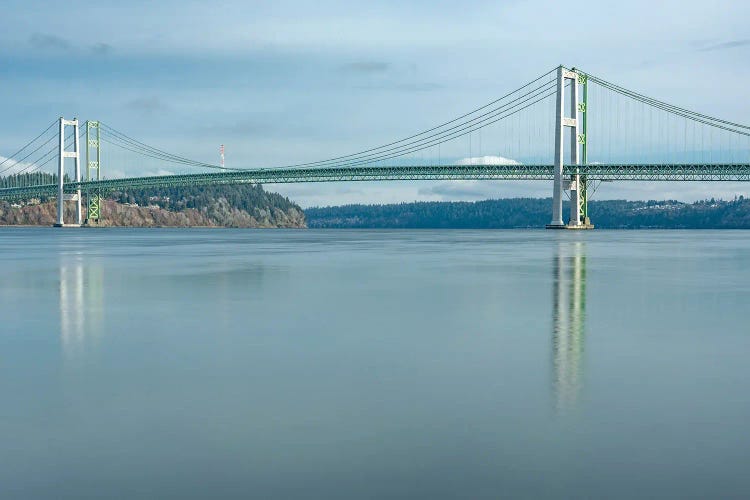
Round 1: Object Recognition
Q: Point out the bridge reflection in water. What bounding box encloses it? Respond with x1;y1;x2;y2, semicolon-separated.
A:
552;241;587;413
59;255;104;358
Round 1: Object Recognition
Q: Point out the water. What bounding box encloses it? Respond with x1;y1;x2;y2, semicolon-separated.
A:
1;228;749;499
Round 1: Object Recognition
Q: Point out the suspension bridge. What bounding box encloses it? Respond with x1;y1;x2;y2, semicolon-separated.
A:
1;66;748;228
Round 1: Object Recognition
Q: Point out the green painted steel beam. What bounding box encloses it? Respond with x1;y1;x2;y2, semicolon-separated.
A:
2;163;750;200
578;71;589;224
86;121;102;222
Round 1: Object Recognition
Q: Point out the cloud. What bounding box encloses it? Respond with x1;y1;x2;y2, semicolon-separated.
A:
91;42;113;55
394;83;442;92
209;118;268;136
126;97;167;113
205;116;326;140
339;61;390;73
456;155;521;166
393;82;443;92
354;81;443;92
150;169;176;177
28;33;72;51
698;39;750;52
0;156;39;176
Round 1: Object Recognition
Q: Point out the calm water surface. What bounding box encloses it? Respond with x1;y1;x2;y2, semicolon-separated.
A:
1;228;749;499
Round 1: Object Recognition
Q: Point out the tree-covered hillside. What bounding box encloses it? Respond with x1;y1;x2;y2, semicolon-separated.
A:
0;176;305;227
305;197;750;229
112;183;298;212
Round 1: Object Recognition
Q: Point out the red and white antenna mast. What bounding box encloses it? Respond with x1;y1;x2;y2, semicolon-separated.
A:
220;144;225;168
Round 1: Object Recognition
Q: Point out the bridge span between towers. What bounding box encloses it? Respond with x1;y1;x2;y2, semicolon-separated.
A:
2;162;750;203
1;65;749;228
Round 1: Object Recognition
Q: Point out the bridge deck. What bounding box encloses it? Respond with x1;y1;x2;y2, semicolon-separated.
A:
1;163;750;200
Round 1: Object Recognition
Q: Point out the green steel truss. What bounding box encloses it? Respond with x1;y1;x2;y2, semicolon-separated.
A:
577;71;589;224
86;121;102;221
2;163;750;201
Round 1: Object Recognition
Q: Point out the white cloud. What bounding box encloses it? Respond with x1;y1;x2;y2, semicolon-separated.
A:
151;169;176;177
456;155;520;166
0;156;41;176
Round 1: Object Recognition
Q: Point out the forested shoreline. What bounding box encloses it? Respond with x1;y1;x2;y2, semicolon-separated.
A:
305;197;750;229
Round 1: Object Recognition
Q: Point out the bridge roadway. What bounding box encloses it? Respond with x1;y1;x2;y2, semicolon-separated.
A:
1;163;750;201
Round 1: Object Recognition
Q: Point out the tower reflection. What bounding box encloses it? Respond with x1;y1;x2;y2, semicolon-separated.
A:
552;241;587;413
59;255;104;358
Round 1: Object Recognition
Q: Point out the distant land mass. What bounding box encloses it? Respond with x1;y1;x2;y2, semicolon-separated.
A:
305;197;750;229
0;180;305;228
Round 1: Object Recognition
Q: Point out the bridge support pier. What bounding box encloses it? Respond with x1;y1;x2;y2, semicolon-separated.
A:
53;117;82;228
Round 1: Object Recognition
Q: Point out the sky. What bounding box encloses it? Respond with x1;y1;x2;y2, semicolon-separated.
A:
1;0;750;206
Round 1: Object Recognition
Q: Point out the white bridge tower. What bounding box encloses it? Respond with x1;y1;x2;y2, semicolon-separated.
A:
54;117;82;227
547;67;592;229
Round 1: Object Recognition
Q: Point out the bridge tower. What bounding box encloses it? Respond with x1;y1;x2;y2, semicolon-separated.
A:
547;67;593;229
54;117;82;227
85;121;102;224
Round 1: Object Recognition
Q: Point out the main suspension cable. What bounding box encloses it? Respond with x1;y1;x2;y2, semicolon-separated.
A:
0;120;57;169
270;67;560;170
